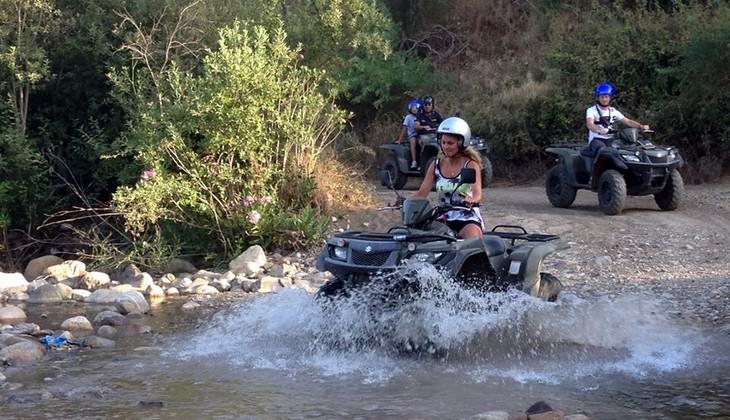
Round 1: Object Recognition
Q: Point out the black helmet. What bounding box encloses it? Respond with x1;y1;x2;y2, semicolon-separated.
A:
422;95;435;106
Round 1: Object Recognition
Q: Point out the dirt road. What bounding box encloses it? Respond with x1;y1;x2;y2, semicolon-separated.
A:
333;179;730;327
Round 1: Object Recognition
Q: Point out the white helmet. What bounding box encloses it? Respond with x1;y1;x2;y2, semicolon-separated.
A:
437;117;471;149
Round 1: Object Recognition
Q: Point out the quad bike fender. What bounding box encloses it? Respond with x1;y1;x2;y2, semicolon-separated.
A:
545;148;582;187
506;242;567;297
379;144;411;173
591;155;627;189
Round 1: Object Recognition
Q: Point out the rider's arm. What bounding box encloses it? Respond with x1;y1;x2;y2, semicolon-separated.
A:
586;116;608;135
413;160;436;198
465;160;482;205
622;117;650;131
395;125;407;143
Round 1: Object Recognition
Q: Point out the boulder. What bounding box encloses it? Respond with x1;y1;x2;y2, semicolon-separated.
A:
193;270;220;280
165;258;197;274
113;291;149;314
240;279;260;293
127;272;154;290
269;263;297;278
146;284;165;298
564;415;592;420
192;285;219;295
82;335;115;348
0;273;29;294
43;260;87;287
181;301;200;310
111;264;141;284
4;322;40;335
78;272;111;291
0;305;27;324
173;277;192;290
71;289;92;302
293;279;317;294
220;271;236;281
258;276;282;293
229;245;267;274
0;341;44;364
27;284;73;303
470;411;510;420
60;316;93;331
210;279;231;292
23;255;63;281
164;287;180;297
93;311;128;327
96;325;118;339
159;273;176;285
26;278;48;294
7;292;29;301
85;289;122;304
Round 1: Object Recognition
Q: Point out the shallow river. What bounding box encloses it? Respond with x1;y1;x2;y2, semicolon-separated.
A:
3;267;729;419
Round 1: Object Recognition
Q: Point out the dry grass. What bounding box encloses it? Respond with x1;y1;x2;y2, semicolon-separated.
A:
312;151;377;216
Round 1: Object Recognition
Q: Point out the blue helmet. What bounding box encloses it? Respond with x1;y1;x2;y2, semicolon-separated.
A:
407;99;422;114
594;82;616;97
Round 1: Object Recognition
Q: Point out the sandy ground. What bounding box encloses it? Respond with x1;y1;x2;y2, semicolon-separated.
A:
330;178;730;327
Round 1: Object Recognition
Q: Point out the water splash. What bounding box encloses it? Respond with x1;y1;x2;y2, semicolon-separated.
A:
174;264;703;384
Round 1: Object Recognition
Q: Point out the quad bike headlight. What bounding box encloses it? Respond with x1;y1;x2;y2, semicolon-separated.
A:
668;151;677;161
408;252;443;263
332;246;348;260
621;153;641;162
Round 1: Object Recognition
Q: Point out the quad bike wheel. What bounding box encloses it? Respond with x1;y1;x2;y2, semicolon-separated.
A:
654;168;684;211
316;277;348;299
597;169;627;215
482;156;494;187
545;164;577;208
381;155;407;189
537;272;562;302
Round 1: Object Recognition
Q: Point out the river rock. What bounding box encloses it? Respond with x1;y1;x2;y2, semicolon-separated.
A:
111;284;136;293
93;311;128;327
146;284;164;298
82;335;115;348
114;291;149;314
23;255;63;281
527;411;564;420
269;263;297;278
181;301;200;310
85;289;122;304
26;278;48;294
78;272;111;291
193;270;220;280
0;333;29;348
44;260;86;287
174;277;192;290
165;258;197;274
471;411;510;420
189;278;209;289
192;285;219;295
60;316;93;331
4;322;40;335
71;289;91;302
112;264;141;283
564;415;592;420
0;306;26;324
210;279;230;292
293;279;317;294
230;245;267;274
220;271;236;281
159;273;176;285
240;279;260;293
27;284;72;303
165;287;180;297
7;292;29;301
127;272;154;290
0;341;44;364
0;273;29;294
96;325;117;339
258;276;282;293
0;371;5;382
118;323;152;336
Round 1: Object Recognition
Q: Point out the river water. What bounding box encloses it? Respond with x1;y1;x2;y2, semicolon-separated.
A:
2;266;729;419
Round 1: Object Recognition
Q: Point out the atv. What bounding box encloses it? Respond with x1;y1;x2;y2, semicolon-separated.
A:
379;132;493;190
544;128;685;215
316;167;565;302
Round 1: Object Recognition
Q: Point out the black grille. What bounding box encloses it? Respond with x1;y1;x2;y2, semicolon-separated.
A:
352;250;390;266
648;155;667;164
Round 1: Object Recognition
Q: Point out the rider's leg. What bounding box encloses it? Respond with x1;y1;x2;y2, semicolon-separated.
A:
409;138;419;169
459;223;483;239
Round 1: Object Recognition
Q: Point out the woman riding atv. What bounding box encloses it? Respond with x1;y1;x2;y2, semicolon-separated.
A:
412;117;484;240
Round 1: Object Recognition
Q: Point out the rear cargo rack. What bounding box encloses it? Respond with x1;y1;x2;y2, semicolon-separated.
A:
485;225;559;244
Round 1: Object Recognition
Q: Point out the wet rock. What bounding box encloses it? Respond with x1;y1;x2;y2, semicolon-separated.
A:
193;269;220;280
221;271;236;281
78;272;111;291
0;273;29;294
82;335;115;348
6;291;29;301
59;330;75;341
127;272;154;290
112;264;141;284
23;255;63;281
165;287;180;297
61;385;109;399
27;283;72;303
93;311;128;327
564;415;592;420
165;258;197;274
0;306;26;324
230;245;267;274
111;284;136;293
528;412;564;420
258;276;282;293
0;341;44;364
269;263;296;278
0;371;5;382
26;278;48;294
60;316;93;331
118;323;152;336
85;289;122;304
139;400;164;408
293;280;317;294
43;260;86;287
96;325;117;339
0;333;29;349
4;323;40;335
181;301;200;310
526;401;554;415
210;279;231;292
192;285;219;295
71;289;92;302
470;411;510;420
174;277;192;290
146;284;165;298
159;273;176;286
240;279;260;293
114;290;149;314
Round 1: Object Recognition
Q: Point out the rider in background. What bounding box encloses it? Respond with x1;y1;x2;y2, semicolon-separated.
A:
586;82;650;154
395;98;422;170
413;117;484;240
417;95;443;143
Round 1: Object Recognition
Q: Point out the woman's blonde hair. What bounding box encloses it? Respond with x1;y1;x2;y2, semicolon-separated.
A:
438;145;482;166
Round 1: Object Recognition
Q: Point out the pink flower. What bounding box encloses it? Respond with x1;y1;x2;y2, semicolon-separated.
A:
141;169;157;181
243;195;256;207
247;210;261;225
259;195;272;204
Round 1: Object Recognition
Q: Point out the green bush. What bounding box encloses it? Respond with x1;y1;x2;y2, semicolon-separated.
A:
112;22;345;259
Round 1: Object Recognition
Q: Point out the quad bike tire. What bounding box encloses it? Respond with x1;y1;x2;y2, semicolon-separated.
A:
316;277;348;299
382;155;407;190
654;168;684;211
482;157;494;187
597;169;626;215
545;164;577;208
537;272;562;302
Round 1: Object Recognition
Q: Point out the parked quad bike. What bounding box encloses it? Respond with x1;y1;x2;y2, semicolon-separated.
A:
316;167;565;304
544;128;685;215
379;132;493;189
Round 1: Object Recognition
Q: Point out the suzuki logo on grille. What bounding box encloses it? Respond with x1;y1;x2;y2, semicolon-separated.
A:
365;246;372;253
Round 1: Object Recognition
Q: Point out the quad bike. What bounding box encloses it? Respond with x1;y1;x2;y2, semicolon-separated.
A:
544;128;685;215
316;167;565;303
379;131;493;189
